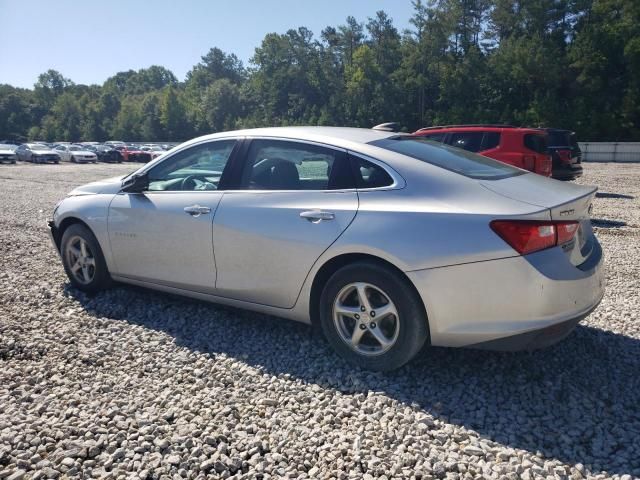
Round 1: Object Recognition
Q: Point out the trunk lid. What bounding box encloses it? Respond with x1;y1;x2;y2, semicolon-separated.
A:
481;173;597;266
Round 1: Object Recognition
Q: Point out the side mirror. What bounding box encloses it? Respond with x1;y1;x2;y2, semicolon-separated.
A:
121;172;149;193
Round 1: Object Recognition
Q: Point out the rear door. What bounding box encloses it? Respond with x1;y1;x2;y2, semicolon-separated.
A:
212;138;358;308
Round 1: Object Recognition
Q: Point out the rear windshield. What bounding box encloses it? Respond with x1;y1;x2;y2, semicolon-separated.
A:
546;130;570;147
371;136;524;180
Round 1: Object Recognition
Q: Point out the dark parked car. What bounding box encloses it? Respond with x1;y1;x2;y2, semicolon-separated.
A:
86;144;124;163
542;128;583;180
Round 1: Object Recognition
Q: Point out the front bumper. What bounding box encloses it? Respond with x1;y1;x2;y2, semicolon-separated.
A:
406;240;605;350
48;220;61;255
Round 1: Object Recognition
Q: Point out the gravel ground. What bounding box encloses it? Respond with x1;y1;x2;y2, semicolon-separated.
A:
0;162;638;480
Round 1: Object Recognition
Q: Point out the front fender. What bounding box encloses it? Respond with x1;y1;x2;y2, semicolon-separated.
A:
53;194;116;272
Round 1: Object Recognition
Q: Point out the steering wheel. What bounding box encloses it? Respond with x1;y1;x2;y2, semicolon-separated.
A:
180;174;213;191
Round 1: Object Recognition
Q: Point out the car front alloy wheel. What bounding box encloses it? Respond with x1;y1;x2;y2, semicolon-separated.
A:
61;223;111;293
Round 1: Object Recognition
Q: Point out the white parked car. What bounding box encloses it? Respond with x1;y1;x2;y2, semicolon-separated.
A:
0;144;18;164
140;145;166;159
55;145;98;163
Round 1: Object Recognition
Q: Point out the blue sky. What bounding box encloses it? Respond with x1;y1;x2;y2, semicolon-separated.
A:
0;0;416;89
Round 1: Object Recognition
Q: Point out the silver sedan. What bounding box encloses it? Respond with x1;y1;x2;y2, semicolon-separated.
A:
48;127;605;371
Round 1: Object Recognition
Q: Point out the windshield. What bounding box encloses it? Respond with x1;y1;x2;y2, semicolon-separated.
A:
29;144;49;150
370;136;524;180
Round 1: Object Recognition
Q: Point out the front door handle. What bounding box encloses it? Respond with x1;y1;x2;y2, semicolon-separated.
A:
184;205;211;216
300;210;335;222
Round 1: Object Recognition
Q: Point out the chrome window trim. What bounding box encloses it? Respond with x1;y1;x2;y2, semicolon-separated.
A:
138;136;243;176
222;137;405;194
347;151;406;191
119;137;242;195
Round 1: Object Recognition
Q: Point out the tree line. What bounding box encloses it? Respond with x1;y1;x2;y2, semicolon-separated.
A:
1;0;638;143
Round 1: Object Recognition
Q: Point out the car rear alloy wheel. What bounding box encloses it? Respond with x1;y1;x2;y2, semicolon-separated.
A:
61;223;112;293
320;261;429;371
333;282;400;356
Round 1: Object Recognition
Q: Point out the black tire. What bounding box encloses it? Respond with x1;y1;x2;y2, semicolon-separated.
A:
319;261;429;372
60;223;112;293
70;156;76;163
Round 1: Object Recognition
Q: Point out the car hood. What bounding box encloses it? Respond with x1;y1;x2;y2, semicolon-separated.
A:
68;175;127;196
69;150;96;156
0;148;16;155
32;149;58;155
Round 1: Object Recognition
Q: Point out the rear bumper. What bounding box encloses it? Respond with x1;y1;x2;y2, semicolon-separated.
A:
467;300;599;351
552;164;583;180
406;239;605;350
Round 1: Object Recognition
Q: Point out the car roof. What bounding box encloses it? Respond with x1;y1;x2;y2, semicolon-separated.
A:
182;127;398;150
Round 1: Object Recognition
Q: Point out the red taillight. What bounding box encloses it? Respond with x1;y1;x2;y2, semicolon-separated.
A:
557;222;579;244
558;149;572;164
490;220;579;255
540;155;552;176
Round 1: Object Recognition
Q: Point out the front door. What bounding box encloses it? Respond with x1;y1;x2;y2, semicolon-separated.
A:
108;139;238;292
212;138;359;308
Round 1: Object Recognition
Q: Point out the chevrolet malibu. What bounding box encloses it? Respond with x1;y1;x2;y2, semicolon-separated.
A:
48;127;605;371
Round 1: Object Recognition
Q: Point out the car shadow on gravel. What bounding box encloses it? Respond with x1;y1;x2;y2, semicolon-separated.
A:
595;192;634;200
68;285;640;478
591;218;628;228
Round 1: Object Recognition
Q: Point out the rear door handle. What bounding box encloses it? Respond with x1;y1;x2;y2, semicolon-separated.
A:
184;205;211;216
300;210;335;222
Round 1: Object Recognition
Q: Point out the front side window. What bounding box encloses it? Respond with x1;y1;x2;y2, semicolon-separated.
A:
241;139;351;190
448;132;484;152
371;136;523;180
481;132;501;150
419;133;446;143
147;140;236;191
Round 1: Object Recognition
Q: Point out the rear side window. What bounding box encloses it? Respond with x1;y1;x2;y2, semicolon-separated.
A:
371;137;523;180
350;155;394;188
448;132;484;152
524;134;548;154
241;139;352;190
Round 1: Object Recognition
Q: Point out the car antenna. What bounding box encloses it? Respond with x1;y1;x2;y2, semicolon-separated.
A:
372;122;401;132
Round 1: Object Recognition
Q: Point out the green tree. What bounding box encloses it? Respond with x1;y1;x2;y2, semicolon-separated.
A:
160;87;188;140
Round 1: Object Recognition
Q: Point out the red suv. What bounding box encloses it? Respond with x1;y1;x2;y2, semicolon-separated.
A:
413;125;552;177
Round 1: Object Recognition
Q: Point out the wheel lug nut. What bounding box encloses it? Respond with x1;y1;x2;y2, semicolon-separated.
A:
360;306;366;312
359;324;367;330
370;311;376;317
369;322;376;329
354;314;360;320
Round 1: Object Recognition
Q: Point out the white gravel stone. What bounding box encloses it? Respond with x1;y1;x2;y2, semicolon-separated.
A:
0;162;639;480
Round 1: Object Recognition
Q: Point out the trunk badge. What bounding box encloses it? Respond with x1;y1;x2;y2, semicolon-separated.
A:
559;209;575;216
